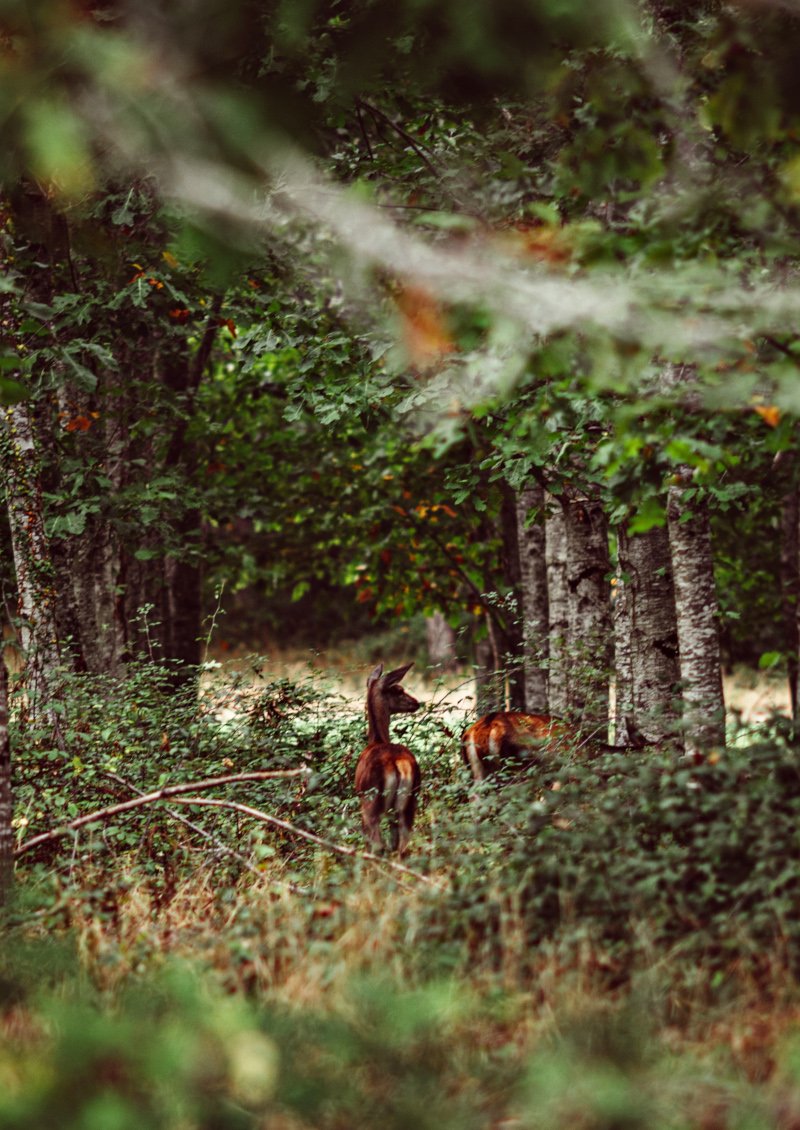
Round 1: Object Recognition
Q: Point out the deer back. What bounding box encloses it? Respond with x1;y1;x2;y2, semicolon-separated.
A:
461;711;573;781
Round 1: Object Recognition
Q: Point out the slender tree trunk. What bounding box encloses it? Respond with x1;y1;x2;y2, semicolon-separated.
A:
1;403;65;740
667;479;726;752
473;634;501;714
545;495;569;716
615;522;680;744
613;538;634;742
780;486;799;726
0;650;12;905
562;489;612;735
425;612;458;670
515;482;549;712
499;483;525;709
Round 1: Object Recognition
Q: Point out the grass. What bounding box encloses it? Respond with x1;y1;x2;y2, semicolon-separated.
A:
3;652;800;1127
9;857;800;1128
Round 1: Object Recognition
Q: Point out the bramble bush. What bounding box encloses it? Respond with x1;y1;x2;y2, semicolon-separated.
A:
6;665;800;1126
9;662;800;982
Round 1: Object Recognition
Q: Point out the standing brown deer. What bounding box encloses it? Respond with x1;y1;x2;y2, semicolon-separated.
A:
461;712;570;781
355;662;421;855
461;711;644;781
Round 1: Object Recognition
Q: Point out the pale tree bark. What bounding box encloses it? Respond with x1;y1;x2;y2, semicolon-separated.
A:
1;402;65;741
545;495;569;716
515;482;549;712
667;478;726;752
562;489;612;736
0;650;12;904
473;634;502;715
425;612;458;671
780;485;799;725
659;362;725;752
613;543;634;739
499;484;526;709
615;522;681;745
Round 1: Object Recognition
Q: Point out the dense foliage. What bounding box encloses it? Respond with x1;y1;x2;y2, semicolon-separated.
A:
5;1;800;1125
3;662;800;1127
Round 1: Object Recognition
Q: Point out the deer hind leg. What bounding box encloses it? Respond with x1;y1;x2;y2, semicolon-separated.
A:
393;774;417;856
360;785;388;851
360;801;385;851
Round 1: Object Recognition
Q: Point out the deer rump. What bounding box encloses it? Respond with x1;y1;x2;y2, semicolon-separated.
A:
355;743;421;854
461;711;575;781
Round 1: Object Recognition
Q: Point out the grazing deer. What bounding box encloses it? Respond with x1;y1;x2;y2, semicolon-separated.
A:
355;662;421;855
461;711;644;782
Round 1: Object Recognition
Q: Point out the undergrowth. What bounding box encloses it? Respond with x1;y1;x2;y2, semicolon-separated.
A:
4;660;800;1128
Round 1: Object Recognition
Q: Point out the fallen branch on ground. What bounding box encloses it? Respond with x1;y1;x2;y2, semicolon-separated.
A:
13;767;440;887
14;768;310;857
168;796;440;886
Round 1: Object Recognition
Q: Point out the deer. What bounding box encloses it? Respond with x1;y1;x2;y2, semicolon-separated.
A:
355;661;422;856
461;710;646;782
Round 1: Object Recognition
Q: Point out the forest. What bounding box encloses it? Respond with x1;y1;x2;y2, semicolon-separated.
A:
4;0;800;1126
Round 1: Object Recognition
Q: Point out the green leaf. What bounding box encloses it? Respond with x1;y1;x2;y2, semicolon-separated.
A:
626;498;666;535
0;377;29;405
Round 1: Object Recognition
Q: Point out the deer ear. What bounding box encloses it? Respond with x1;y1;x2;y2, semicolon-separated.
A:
367;663;384;687
384;662;413;687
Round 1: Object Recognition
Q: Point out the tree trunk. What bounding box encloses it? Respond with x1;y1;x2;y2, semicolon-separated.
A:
562;489;612;736
473;633;502;715
0;650;12;905
499;483;525;710
1;403;65;740
780;486;799;726
613;537;634;743
615;522;681;744
425;612;458;671
515;482;549;712
545;495;569;716
667;479;726;752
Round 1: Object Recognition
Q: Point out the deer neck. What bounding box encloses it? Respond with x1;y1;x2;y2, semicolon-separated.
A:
366;689;391;745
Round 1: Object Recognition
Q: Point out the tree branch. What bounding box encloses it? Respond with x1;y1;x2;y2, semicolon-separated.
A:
105;770;311;896
14;768;310;857
14;767;440;887
167;796;440;886
356;98;439;179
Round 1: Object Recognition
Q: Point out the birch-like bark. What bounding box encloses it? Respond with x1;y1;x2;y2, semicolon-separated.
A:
0;652;12;904
615;523;680;744
780;486;799;725
473;635;502;715
499;483;525;710
545;496;569;716
613;540;634;741
425;612;458;671
515;483;549;712
562;490;612;735
667;480;726;752
1;402;64;740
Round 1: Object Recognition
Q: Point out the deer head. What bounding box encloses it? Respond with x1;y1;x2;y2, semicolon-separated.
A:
365;662;420;744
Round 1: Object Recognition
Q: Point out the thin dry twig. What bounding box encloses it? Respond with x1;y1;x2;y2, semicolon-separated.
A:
167;795;441;887
104;770;262;876
14;768;310;857
14;767;441;888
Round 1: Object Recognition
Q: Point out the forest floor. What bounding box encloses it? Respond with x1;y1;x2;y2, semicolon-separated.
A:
204;639;792;727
